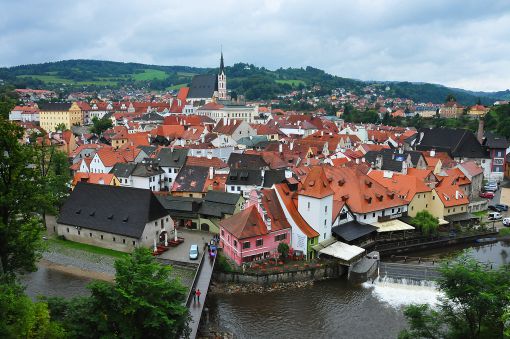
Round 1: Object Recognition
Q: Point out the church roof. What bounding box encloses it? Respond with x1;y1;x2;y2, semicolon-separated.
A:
188;74;218;99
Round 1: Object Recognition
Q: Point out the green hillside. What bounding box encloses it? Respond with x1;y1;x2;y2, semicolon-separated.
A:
0;59;504;104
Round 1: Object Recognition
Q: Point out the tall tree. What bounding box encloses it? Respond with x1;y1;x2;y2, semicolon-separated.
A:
47;248;190;338
400;255;510;338
89;116;113;135
411;211;439;236
0;279;65;339
0;118;45;276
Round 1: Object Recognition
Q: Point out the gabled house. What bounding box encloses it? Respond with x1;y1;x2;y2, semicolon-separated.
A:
220;189;292;265
226;169;264;198
57;183;173;252
155;148;189;190
212;118;257;142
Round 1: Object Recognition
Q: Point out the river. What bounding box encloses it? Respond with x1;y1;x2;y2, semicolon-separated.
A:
20;240;510;339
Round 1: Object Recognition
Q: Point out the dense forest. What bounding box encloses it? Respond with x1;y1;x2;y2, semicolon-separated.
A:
0;59;507;104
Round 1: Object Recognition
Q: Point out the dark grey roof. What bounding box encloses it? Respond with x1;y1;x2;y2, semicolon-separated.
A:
199;201;235;218
332;221;377;242
415;128;487;159
263;169;287;188
38;102;72;111
188;74;218;99
110;163;136;178
137;145;158;156
226;169;263;186
156;148;188;168
364;151;405;172
157;195;201;214
484;131;509;149
228;153;268;169
57;183;168;238
173;165;208;193
131;163;163;177
204;190;242;205
135;112;164;122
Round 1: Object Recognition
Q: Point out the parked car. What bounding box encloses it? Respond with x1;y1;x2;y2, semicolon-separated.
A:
480;191;495;199
488;205;502;212
189;244;199;260
503;217;510;226
484;182;498;192
488;212;503;221
495;204;509;211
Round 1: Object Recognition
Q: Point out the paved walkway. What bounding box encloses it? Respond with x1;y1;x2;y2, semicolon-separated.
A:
187;251;216;339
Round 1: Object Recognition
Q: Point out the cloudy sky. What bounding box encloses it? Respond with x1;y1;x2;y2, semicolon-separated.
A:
1;0;509;91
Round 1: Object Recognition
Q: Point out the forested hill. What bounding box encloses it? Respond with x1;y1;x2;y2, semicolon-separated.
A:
0;59;506;105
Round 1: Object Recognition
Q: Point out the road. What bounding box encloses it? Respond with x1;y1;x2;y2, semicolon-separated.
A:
482;184;508;231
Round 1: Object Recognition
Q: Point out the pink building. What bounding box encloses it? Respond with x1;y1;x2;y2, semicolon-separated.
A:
219;189;291;266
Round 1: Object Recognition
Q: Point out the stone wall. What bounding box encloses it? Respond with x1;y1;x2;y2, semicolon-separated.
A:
213;263;346;285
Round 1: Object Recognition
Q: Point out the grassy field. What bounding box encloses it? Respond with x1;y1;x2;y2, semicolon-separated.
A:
176;71;197;77
275;79;306;86
48;237;128;259
17;74;118;86
132;69;168;81
166;83;187;91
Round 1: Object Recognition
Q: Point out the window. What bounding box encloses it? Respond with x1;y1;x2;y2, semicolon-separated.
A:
231;185;235;190
275;233;287;241
363;214;367;220
325;206;328;213
101;235;104;240
307;202;311;211
78;230;81;235
132;240;136;246
324;220;327;226
411;206;414;210
256;239;263;247
243;241;251;249
67;227;69;233
392;209;394;213
113;237;116;242
237;187;241;191
123;239;126;244
221;230;224;236
433;196;435;200
323;233;326;239
372;213;375;217
89;233;92;237
234;240;238;247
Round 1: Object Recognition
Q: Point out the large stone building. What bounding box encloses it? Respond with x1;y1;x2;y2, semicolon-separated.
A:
186;52;228;104
57;183;172;252
39;102;83;132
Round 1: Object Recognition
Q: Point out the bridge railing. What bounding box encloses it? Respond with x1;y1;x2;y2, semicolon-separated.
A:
185;253;205;307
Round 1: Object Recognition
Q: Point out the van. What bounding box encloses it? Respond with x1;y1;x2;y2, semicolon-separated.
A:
488;212;502;221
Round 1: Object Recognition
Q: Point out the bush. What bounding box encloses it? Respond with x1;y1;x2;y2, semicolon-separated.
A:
500;228;510;236
216;253;233;273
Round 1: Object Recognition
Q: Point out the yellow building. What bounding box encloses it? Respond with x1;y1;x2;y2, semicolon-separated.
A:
468;104;488;117
39;102;83;133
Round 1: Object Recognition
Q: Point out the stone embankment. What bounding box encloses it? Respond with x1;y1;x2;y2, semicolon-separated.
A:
210;280;314;294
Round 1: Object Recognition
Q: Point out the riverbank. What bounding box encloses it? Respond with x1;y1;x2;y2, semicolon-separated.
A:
38;258;114;282
209;280;314;295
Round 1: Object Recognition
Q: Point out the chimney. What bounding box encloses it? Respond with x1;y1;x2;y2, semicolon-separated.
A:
430;149;435;157
290;141;294;150
98;178;105;185
279;143;283;153
477;116;485;144
265;216;272;231
321;130;324;136
201;135;205;143
223;117;227;125
209;166;214;180
207;151;212;159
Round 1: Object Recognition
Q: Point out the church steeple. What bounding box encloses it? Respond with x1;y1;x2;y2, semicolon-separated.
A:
219;51;225;74
217;49;227;100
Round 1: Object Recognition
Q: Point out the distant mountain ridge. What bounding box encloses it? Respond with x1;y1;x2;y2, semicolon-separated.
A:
0;59;507;105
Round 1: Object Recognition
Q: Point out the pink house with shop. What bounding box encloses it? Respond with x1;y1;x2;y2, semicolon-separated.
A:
219;189;292;266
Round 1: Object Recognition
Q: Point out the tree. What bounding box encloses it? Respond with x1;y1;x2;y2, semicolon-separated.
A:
47;248;190;338
89;116;113;135
411;211;439;236
0;279;65;338
54;123;67;132
277;242;290;260
400;255;510;338
0;85;18;120
0;118;45;276
445;94;457;103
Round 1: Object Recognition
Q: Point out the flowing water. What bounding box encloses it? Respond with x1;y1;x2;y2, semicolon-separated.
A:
20;240;510;338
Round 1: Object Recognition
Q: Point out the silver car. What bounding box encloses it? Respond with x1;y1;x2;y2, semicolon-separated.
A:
189;244;199;260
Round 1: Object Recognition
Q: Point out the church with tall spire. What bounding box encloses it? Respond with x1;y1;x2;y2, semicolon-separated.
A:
218;51;227;100
186;51;228;103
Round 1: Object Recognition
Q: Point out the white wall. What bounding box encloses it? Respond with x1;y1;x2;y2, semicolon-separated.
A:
297;195;333;242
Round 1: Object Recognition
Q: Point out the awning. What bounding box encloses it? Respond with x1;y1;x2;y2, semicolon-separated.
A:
332;221;378;242
438;218;449;225
318;241;365;262
445;212;478;223
372;219;415;233
312;237;337;252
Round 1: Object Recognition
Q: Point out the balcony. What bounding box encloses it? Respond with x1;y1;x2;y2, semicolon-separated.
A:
378;211;407;222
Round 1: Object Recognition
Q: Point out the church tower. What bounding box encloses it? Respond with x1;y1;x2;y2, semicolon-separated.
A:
218;51;227;100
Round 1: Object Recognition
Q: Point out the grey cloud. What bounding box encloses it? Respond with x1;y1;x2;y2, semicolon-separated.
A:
0;0;509;91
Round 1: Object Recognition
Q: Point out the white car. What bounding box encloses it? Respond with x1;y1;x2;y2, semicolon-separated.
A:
488;212;503;221
189;244;199;260
503;218;510;227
